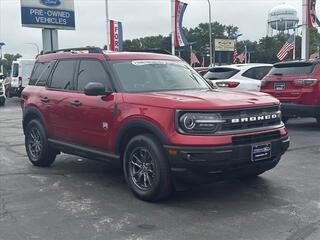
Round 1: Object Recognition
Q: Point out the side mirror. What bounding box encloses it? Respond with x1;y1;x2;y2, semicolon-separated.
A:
84;82;112;96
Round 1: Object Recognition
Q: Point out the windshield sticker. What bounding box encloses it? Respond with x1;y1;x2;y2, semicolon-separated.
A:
131;60;168;66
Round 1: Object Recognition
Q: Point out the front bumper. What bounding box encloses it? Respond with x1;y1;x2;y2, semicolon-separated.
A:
281;103;320;118
164;135;289;180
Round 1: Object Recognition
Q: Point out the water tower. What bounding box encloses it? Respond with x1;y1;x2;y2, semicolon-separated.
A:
267;3;299;36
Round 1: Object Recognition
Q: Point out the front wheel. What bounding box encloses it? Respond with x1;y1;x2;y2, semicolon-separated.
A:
25;119;57;167
123;134;173;202
0;98;5;106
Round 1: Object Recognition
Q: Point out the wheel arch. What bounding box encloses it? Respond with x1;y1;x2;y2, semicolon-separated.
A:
115;119;169;157
23;107;47;135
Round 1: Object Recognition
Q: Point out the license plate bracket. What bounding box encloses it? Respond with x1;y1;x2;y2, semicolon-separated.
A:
252;143;271;162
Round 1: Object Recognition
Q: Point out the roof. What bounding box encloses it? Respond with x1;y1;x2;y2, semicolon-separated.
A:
209;63;272;71
36;50;180;63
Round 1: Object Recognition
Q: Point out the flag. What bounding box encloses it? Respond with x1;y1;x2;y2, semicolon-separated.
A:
190;51;200;65
308;0;320;27
109;20;123;51
277;35;295;61
310;52;319;59
175;0;189;47
233;49;238;63
236;52;246;63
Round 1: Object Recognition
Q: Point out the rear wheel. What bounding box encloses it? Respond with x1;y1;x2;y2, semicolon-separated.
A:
123;134;173;202
25;119;57;167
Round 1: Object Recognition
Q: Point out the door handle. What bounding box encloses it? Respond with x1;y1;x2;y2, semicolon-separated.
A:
40;97;49;104
70;100;82;107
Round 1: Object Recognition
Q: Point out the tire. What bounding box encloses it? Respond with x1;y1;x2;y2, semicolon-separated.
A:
282;117;289;124
5;90;11;98
0;99;4;106
123;134;173;202
25;119;57;167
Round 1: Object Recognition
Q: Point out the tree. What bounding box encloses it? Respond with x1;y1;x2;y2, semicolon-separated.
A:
0;53;22;77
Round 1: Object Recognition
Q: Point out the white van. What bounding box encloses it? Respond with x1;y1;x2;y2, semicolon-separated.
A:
9;59;35;97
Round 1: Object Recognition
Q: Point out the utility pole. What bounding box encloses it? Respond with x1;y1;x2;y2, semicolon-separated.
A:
105;0;110;50
171;0;175;55
302;0;309;60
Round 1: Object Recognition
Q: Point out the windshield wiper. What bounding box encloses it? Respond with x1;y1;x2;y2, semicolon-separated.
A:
272;73;283;76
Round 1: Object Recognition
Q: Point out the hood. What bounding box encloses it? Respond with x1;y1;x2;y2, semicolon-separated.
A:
123;89;279;110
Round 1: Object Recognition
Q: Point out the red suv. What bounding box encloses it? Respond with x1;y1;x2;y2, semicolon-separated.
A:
21;47;289;201
261;60;320;124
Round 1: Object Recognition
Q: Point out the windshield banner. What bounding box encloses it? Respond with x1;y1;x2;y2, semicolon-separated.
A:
175;0;189;47
110;20;123;52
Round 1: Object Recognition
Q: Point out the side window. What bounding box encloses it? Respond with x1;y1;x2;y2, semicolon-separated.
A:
76;59;111;91
242;67;272;80
36;61;55;86
29;62;49;85
50;60;76;90
12;63;19;77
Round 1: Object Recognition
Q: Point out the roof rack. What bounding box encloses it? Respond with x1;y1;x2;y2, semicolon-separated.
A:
129;48;172;55
44;47;103;55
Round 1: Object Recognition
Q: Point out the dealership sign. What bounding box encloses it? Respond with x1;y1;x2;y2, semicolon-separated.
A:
20;0;75;30
214;39;235;52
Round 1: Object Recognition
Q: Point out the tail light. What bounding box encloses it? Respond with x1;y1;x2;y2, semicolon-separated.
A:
216;81;240;88
293;79;318;87
18;76;22;86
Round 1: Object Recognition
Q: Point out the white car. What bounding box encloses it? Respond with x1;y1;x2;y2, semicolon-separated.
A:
204;64;272;91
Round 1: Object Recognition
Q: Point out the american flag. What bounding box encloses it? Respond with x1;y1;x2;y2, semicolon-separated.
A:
236;52;246;63
233;49;238;63
277;35;295;61
190;51;200;65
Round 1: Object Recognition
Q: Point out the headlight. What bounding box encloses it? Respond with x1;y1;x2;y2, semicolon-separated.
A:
177;112;225;134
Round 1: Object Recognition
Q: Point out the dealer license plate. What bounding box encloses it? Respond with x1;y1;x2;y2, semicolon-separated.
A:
252;143;271;162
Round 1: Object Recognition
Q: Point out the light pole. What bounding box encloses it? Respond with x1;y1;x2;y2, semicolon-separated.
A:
25;43;40;55
105;0;110;50
207;0;213;67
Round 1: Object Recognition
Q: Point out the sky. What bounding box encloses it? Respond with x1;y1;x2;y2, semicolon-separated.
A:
0;0;303;58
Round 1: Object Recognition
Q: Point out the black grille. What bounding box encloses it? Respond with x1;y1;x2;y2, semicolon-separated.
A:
219;106;281;132
232;130;281;145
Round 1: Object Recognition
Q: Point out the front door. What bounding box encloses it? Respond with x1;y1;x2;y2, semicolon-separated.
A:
69;59;116;152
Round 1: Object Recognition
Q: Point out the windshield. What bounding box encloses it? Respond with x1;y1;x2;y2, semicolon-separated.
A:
204;67;240;80
111;60;209;93
269;63;315;76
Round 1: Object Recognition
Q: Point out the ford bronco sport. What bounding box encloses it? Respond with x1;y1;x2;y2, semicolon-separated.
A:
21;47;289;201
262;60;320;125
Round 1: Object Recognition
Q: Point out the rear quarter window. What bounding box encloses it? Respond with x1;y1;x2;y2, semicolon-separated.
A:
29;62;49;85
204;68;240;80
269;63;315;76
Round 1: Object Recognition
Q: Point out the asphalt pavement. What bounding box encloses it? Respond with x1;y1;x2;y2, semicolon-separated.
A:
0;98;319;240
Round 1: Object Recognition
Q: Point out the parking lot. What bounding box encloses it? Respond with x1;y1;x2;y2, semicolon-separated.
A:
0;98;319;240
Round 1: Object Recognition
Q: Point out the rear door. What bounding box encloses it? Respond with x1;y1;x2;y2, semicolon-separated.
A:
262;62;320;105
46;59;78;142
